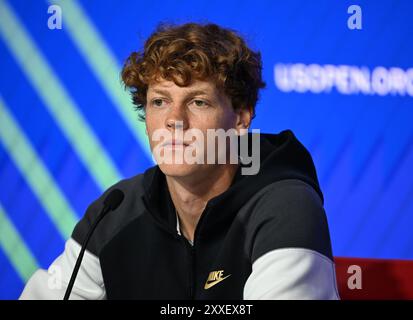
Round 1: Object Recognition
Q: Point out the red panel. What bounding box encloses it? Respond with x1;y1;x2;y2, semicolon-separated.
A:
334;257;413;300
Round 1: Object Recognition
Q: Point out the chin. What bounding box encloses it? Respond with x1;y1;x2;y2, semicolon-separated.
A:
158;163;203;178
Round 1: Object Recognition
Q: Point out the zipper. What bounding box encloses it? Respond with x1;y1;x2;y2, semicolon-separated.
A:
143;194;211;299
187;205;214;299
146;204;196;299
146;202;196;299
187;205;213;299
189;245;195;299
180;236;195;299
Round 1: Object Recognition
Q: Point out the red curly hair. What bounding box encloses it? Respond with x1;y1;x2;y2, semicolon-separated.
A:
121;22;265;121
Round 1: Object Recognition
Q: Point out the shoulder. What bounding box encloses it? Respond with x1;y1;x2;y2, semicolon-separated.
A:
72;173;146;256
254;178;324;221
247;179;333;263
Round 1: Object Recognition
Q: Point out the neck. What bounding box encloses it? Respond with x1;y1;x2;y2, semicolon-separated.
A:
166;164;239;242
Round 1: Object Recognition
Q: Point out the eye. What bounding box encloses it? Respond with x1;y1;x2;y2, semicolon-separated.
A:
191;99;209;107
151;98;164;107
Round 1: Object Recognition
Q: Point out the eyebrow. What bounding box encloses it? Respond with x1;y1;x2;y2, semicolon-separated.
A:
149;89;211;98
149;89;172;98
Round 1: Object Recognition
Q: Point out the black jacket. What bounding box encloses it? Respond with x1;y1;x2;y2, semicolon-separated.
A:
67;129;336;299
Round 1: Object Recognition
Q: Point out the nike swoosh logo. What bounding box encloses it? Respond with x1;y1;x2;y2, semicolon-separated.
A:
204;274;231;290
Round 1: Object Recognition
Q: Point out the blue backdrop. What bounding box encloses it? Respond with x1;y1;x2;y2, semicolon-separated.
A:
0;0;412;299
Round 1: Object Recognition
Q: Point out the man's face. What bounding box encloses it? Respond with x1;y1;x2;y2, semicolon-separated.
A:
145;78;249;178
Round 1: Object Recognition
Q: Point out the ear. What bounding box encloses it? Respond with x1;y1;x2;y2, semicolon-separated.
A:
235;106;253;134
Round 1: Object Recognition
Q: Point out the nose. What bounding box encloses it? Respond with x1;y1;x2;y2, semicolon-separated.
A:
165;105;189;131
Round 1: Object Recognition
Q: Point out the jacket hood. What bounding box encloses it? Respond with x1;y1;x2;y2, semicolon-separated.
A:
142;129;323;240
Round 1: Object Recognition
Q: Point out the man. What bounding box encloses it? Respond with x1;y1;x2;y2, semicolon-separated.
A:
20;22;339;299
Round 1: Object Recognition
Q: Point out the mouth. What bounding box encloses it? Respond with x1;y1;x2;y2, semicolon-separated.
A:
161;140;191;148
